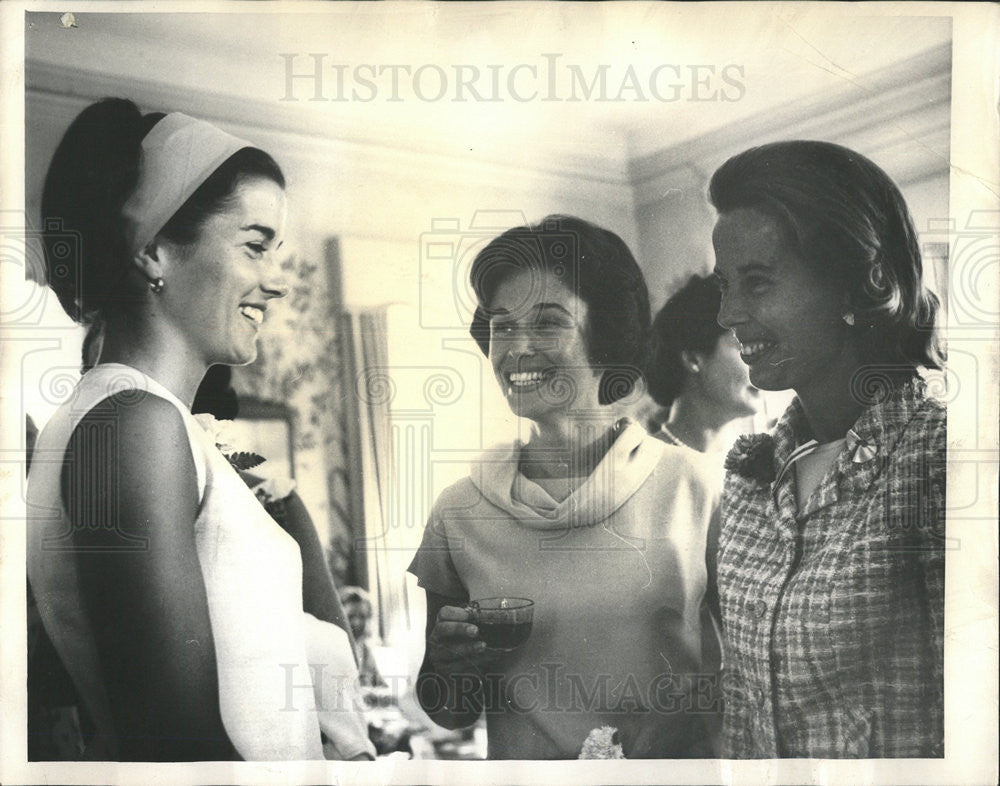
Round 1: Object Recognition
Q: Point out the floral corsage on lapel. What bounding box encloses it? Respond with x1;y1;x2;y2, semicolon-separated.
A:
725;433;776;486
193;413;266;472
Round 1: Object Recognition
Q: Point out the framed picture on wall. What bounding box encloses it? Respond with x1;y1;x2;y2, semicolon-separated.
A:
229;397;296;481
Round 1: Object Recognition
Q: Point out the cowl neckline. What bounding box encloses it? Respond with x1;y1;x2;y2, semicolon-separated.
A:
469;420;665;530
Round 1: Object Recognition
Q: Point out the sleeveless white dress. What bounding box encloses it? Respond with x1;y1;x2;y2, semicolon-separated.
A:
26;364;374;761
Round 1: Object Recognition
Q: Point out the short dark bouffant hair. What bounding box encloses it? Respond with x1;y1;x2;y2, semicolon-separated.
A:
647;274;728;408
708;140;943;369
468;214;651;405
41;98;285;325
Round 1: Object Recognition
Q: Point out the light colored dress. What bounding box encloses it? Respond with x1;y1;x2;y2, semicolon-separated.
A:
27;364;373;760
409;421;719;759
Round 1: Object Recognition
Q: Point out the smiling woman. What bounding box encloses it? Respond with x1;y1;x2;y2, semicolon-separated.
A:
26;99;373;762
708;141;946;758
408;215;722;759
150;176;288;367
486;268;600;424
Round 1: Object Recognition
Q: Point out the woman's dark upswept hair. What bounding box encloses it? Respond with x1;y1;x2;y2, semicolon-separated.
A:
708;140;943;370
468;214;651;405
41;97;285;325
648;274;728;408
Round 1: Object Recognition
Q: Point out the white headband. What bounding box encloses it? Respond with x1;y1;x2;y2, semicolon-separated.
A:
121;112;252;254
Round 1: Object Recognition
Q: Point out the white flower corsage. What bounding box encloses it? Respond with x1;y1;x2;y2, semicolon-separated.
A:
579;726;625;759
251;476;297;506
193;413;266;472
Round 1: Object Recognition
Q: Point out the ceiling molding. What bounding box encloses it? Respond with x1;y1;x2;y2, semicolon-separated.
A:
26;40;952;217
25;59;631;186
629;42;952;200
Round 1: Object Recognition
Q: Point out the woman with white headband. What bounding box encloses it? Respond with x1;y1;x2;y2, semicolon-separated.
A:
27;99;374;761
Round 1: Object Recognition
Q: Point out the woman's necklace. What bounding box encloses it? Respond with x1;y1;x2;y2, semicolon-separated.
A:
659;424;696;451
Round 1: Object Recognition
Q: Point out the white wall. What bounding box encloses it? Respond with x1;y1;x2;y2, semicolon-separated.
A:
630;44;951;311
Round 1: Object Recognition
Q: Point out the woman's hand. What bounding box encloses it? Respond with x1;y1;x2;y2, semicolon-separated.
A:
426;604;494;674
416;593;494;729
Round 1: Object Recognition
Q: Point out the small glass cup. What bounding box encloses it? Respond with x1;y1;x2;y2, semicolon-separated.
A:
465;597;534;652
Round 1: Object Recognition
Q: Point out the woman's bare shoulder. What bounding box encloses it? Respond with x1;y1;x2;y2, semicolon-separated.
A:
65;392;199;532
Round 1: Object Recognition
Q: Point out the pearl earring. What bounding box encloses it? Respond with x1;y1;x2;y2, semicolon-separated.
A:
149;277;165;294
843;312;855;326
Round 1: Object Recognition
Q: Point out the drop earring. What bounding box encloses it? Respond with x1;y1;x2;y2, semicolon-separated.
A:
842;312;855;326
149;277;165;294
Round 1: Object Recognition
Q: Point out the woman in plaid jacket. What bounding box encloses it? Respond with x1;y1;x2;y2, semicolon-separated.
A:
707;141;945;758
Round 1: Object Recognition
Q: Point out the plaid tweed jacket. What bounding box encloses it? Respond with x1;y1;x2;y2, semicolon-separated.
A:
717;375;945;758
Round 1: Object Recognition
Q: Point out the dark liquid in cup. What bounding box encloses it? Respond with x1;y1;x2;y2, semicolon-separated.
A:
478;620;532;651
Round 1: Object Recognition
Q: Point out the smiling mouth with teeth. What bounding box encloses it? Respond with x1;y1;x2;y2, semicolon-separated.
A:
507;370;550;388
738;340;777;362
239;305;264;326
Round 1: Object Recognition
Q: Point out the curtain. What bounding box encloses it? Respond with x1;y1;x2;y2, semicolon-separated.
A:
348;307;419;646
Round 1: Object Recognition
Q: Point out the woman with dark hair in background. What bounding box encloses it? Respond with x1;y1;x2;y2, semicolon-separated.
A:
709;140;945;758
648;273;762;457
26;99;373;761
408;215;719;759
